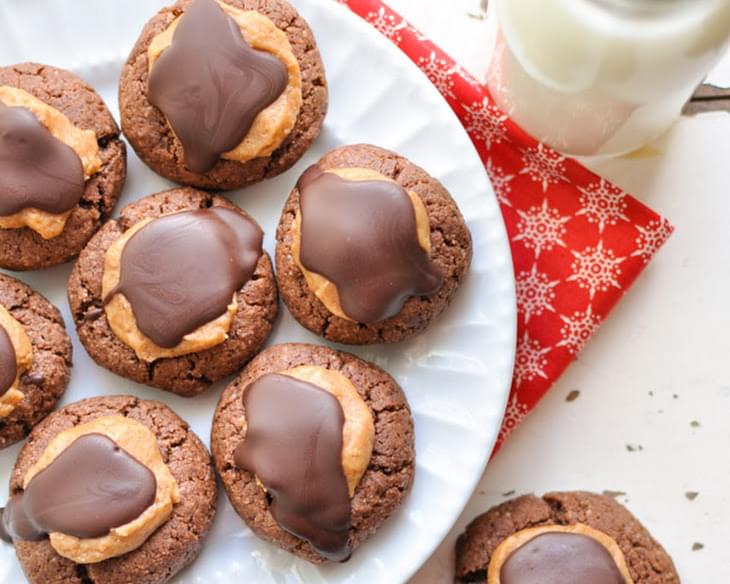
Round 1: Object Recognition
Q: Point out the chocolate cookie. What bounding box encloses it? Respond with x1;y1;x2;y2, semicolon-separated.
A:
455;492;680;584
275;144;472;345
119;0;327;190
0;63;126;271
0;274;72;449
3;395;217;584
67;188;278;396
211;343;416;563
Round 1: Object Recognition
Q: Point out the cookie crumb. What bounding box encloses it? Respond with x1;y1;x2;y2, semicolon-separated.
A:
690;420;701;428
692;542;704;551
685;492;699;501
565;390;580;402
626;444;643;452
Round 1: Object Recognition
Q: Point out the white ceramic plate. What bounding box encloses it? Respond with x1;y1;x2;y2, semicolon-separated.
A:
0;1;516;582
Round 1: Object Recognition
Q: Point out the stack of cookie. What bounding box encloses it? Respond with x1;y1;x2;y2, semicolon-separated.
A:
0;0;680;582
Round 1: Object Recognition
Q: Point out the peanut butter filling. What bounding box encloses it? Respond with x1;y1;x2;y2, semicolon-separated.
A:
487;524;634;584
292;167;432;321
0;305;32;418
0;86;101;239
148;1;302;165
244;365;375;497
23;415;180;564
101;215;238;362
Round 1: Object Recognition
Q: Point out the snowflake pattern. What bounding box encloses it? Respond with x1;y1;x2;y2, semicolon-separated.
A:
452;62;486;90
514;331;551;387
462;97;508;149
418;52;456;98
520;142;569;192
568;240;624;298
366;7;407;43
403;21;429;42
576;179;629;233
486;158;515;207
557;305;602;355
336;0;674;448
516;263;558;323
514;199;569;257
498;394;530;444
633;219;673;263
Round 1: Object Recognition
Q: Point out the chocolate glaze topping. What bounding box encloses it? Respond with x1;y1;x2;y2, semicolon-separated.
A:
105;207;263;348
234;373;351;561
297;165;443;323
501;532;626;584
0;323;17;397
0;433;157;542
0;101;85;216
148;0;289;173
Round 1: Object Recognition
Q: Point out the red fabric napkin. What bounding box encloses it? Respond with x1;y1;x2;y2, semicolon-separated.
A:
337;0;674;451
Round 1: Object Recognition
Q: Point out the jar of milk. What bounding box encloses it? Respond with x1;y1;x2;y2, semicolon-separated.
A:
487;0;730;156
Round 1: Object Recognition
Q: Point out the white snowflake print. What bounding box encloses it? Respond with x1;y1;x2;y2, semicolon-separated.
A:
403;21;429;42
568;240;624;298
366;7;407;44
513;199;569;257
557;304;602;355
576;179;629;233
513;331;551;387
451;62;485;90
633;219;673;263
462;97;508;150
519;142;568;192
516;263;559;323
486;158;515;207
498;394;530;444
418;52;457;98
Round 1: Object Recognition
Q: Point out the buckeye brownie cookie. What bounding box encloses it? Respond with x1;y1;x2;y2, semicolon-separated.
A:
0;395;217;584
0;274;72;449
0;63;126;270
67;188;277;396
455;492;680;584
276;144;472;345
119;0;327;190
211;343;415;563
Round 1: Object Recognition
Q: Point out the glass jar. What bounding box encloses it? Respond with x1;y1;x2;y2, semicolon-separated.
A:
487;0;730;157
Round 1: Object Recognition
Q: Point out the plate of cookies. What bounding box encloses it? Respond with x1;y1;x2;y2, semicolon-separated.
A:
0;0;516;583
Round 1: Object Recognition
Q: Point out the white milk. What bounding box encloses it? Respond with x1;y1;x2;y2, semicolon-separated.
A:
488;0;730;156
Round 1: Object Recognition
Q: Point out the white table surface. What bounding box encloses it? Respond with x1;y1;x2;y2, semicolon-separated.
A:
384;1;730;582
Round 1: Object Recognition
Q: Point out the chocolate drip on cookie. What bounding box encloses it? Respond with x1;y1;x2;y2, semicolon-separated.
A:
0;433;157;542
0;323;16;396
147;0;288;173
501;532;626;584
105;207;263;348
0;101;84;216
297;165;443;323
234;373;351;561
